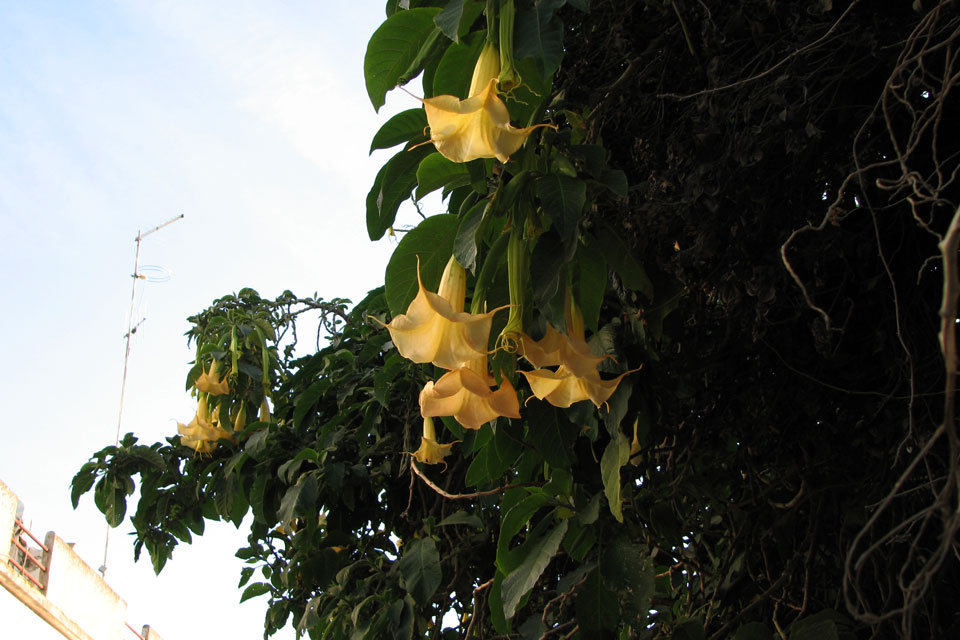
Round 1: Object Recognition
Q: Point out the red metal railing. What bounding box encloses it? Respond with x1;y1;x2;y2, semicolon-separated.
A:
8;518;50;592
125;622;145;639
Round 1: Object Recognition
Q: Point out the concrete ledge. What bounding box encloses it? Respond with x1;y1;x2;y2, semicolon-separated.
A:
0;562;95;640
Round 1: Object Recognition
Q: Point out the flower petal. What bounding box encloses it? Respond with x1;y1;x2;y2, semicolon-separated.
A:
420;367;520;430
520;325;609;378
382;263;497;370
423;79;551;163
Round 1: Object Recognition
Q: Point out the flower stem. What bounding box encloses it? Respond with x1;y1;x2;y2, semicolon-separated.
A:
498;223;527;351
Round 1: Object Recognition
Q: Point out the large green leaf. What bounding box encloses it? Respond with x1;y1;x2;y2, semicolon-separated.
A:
369;109;428;154
366;145;433;241
496;490;551;572
415;152;471;200
384;214;458;316
530;230;567;324
525;402;577;468
515;0;565;79
601;536;655;622
600;435;630;522
575;569;620;633
536;174;586;261
586;226;654;300
501;519;568;619
453;197;488;273
396;537;442;606
464;421;522;487
278;473;318;527
364;8;443;111
240;582;272;603
576;241;607;333
434;0;483;42
94;476;128;527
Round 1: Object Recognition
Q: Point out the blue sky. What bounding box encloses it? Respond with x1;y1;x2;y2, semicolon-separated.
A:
0;1;425;636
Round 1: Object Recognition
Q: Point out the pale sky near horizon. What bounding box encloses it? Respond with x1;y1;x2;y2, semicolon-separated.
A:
0;1;426;637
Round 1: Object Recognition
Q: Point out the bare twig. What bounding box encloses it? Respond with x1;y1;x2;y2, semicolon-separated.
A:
410;459;539;500
464;578;494;639
659;0;861;100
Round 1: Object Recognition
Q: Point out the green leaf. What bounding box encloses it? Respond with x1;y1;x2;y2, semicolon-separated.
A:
437;511;484;528
515;0;565;79
501;519;568;619
496;491;551;573
364;8;443;111
277;448;320;484
374;353;408;407
599;168;628;198
576;241;607;333
416;152;471;200
525;402;576;469
384;214;459;316
602;378;633;437
537;174;586;261
453;197;488;273
586;226;653;300
366;145;434;240
530;230;567;319
601;536;654;622
434;0;480;42
370;109;428;154
240;582;273;603
95;477;128;527
432;30;485;97
70;462;99;508
293;379;326;429
600;436;630;522
488;574;510;635
396;537;442;606
464;421;522;487
131;446;165;470
575;569;619;632
278;473;318;527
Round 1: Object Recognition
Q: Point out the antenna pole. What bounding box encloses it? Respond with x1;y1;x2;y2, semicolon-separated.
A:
100;213;183;577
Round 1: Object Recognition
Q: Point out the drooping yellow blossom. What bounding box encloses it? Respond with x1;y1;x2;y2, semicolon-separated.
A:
421;41;553;163
259;397;271;422
380;256;503;370
419;354;521;430
520;324;610;378
233;403;247;431
194;359;230;396
178;395;232;453
519;294;637;409
520;366;633;409
408;416;456;470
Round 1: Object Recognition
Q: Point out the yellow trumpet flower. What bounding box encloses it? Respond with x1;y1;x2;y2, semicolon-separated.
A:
519;324;610;378
408;416;456;470
194;359;230;396
520;366;634;409
519;294;637;409
177;395;233;453
421;41;553;163
419;355;521;430
380;256;503;371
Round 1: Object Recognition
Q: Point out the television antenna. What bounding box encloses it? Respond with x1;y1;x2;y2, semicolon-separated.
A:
100;213;184;577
